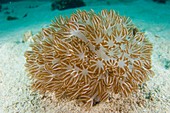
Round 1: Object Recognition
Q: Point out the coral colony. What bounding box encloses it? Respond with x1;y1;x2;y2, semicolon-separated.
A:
24;10;154;108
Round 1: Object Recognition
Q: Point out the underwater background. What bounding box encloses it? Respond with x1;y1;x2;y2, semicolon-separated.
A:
0;0;170;113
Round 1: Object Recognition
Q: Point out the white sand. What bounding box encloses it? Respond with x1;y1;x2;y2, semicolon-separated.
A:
0;0;170;112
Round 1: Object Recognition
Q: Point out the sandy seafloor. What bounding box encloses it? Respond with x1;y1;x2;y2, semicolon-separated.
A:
0;0;170;113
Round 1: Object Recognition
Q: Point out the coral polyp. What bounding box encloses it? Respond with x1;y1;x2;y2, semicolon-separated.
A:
24;9;154;107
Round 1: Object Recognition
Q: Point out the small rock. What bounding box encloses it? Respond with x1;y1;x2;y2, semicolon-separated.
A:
23;13;28;18
51;0;85;11
6;16;18;21
153;0;167;4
